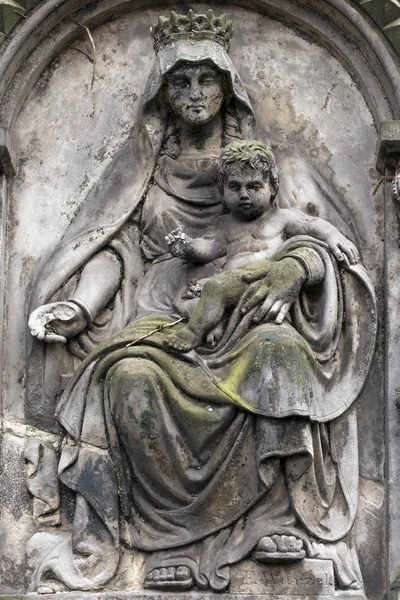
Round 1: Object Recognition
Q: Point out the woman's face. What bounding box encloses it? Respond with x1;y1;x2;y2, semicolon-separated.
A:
165;63;225;127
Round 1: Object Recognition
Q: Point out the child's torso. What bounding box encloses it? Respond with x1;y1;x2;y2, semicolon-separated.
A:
221;210;288;270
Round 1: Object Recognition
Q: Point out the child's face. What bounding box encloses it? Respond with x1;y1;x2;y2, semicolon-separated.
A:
222;164;272;220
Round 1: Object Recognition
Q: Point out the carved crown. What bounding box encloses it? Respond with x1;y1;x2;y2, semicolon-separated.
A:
151;10;233;54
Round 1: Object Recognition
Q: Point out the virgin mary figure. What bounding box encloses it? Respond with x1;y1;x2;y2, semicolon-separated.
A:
26;10;376;596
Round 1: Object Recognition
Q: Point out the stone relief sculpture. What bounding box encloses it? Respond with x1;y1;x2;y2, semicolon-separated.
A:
25;10;376;595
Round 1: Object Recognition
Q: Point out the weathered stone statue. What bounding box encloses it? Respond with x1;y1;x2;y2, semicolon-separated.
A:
25;10;376;595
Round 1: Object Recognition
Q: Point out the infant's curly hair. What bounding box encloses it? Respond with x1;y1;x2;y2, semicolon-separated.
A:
217;140;279;201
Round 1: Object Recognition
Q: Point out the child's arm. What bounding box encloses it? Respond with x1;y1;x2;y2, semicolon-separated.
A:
283;210;359;265
165;228;227;264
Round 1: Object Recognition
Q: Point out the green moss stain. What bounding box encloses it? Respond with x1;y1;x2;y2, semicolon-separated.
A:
140;390;157;440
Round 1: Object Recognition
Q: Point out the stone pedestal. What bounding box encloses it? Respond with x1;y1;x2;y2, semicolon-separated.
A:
228;559;365;599
0;559;366;600
0;1;396;599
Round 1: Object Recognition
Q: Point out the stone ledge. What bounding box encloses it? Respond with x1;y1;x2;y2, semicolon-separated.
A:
376;120;400;173
0;559;366;600
0;593;366;600
230;558;334;595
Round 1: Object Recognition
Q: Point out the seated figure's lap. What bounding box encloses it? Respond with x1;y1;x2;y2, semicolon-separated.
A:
106;357;165;417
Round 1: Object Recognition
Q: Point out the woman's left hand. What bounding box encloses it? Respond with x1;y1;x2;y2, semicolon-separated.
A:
241;258;306;324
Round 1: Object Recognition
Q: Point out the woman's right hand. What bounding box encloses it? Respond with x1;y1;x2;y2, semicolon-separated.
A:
28;301;88;343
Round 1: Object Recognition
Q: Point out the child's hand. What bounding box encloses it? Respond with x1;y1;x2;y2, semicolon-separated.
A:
329;232;359;265
165;229;192;259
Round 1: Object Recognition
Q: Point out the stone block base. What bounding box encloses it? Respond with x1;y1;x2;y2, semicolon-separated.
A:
0;559;366;600
0;593;366;600
231;558;335;595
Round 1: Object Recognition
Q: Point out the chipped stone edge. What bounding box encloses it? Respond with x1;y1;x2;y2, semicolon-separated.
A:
0;124;16;179
376;120;400;173
2;418;60;444
0;593;367;600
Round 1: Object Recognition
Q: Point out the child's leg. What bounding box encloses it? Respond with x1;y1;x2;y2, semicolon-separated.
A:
189;270;247;333
165;270;247;352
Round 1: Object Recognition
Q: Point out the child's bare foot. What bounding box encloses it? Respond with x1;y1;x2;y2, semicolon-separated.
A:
164;326;203;352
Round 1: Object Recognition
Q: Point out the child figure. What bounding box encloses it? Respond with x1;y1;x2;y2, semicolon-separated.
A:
164;140;359;352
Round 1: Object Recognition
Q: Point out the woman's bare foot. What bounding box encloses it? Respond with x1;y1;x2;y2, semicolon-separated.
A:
143;566;193;590
164;326;202;352
253;535;305;563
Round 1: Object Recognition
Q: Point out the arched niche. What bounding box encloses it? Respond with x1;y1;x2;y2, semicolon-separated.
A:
0;1;399;598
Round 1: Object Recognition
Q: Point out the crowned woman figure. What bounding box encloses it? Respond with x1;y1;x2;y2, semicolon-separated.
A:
26;10;258;591
26;11;376;595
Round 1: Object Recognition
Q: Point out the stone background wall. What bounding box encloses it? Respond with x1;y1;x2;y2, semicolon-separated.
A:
2;0;400;54
0;2;392;596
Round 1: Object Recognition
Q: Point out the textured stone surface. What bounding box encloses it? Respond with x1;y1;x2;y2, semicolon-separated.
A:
0;594;367;600
230;559;335;595
0;2;394;599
